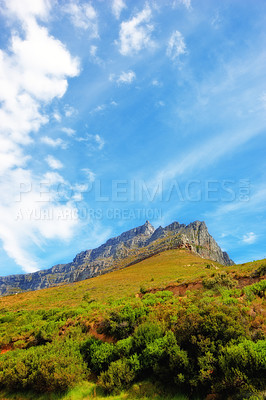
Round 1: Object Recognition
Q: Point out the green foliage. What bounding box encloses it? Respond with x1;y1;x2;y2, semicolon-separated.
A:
218;339;266;394
97;304;147;340
252;264;266;278
81;337;118;374
142;291;174;306
0;340;86;393
0;258;265;398
203;272;237;290
98;356;140;392
133;322;164;351
244;280;266;300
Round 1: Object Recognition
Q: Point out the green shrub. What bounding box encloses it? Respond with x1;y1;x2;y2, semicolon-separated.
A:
81;337;118;373
142;331;189;382
116;336;134;357
98;355;140;392
97;304;147;340
218;339;266;394
142;291;174;306
133;322;164;351
244;280;266;300
203;272;237;290
0;340;86;393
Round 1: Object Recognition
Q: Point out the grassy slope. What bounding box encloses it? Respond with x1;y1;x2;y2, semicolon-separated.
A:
0;251;265;400
1;249;264;311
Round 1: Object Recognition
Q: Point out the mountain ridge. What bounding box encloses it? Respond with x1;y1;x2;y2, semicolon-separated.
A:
0;220;234;296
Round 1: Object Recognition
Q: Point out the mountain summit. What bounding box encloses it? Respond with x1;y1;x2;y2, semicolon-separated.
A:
0;220;233;296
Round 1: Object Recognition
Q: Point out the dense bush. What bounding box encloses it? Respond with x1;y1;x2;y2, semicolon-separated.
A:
218;339;266;394
97;304;147;340
0;339;86;393
98;355;140;392
244;280;266;300
81;338;118;374
0;281;265;398
203;272;237;290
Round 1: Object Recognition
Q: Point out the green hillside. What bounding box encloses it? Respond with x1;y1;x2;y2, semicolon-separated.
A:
0;251;265;400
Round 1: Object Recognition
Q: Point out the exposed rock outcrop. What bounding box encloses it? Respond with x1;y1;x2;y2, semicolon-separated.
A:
0;220;234;296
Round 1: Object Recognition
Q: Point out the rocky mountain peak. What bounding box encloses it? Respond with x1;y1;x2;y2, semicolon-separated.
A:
0;219;234;296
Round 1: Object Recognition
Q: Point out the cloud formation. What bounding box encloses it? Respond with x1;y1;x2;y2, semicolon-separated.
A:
41;136;67;149
243;232;257;244
118;6;154;55
64;1;98;37
45;155;64;170
112;0;126;19
110;70;136;84
166;30;187;61
0;0;80;272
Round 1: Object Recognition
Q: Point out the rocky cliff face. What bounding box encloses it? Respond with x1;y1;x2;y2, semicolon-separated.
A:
0;220;234;296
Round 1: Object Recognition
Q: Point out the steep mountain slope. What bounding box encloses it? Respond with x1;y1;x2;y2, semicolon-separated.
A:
0;220;234;296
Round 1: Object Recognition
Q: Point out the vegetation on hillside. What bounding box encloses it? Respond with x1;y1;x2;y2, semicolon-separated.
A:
0;251;265;399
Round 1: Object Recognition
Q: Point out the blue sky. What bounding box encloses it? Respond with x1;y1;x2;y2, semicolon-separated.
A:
0;0;266;276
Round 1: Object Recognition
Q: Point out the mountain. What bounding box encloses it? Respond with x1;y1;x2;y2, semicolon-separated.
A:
0;220;234;296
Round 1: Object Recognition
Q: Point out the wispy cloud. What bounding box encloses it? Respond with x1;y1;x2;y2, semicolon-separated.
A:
90;104;106;114
243;232;257;244
173;0;191;10
206;185;266;219
45;155;64;170
64;1;98;37
166;30;187;61
64;105;77;117
77;134;105;150
110;70;136;84
41;136;67;149
89;45;103;65
149;124;265;195
118;6;154;56
82;168;96;182
112;0;126;19
61;127;76;136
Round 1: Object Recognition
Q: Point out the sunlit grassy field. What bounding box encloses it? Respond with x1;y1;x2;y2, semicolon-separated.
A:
1;249;263;311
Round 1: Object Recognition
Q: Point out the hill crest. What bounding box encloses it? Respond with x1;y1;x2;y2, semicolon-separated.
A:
0;220;233;296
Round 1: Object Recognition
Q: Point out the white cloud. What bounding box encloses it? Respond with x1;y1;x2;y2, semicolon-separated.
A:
152;79;162;87
112;0;126;19
64;105;76;117
91;104;106;113
45;155;63;170
173;0;191;10
53;112;61;122
0;168;79;273
95;134;105;150
41;136;67;149
43;171;66;185
76;134;105;150
90;45;97;57
118;6;154;56
110;70;136;84
166;30;187;61
64;1;98;37
82;168;96;182
1;0;51;23
61;127;76;136
243;232;257;244
89;45;103;65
